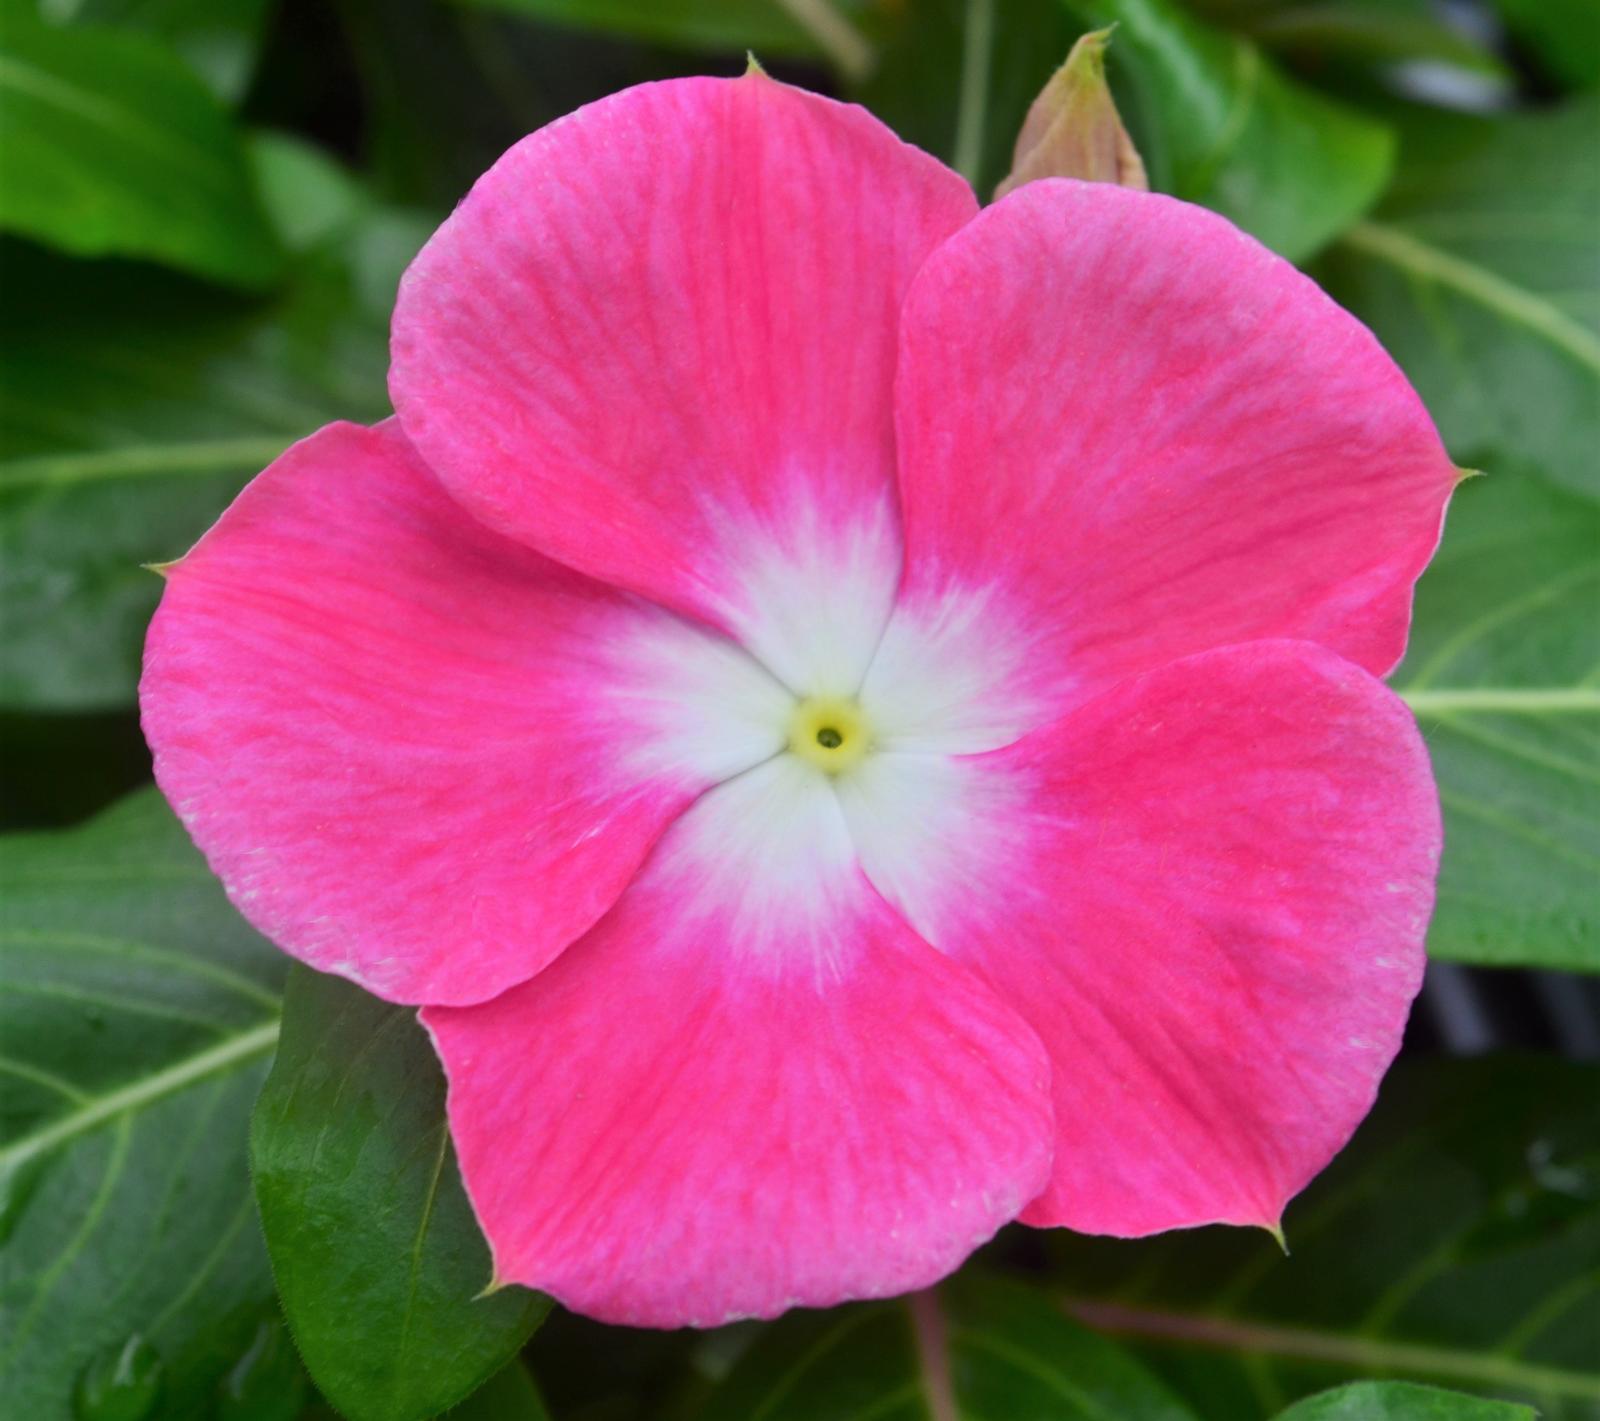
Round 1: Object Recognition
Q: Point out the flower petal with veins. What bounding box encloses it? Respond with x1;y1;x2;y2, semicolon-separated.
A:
841;640;1437;1235
141;421;790;1006
888;179;1459;730
390;73;973;681
424;757;1054;1326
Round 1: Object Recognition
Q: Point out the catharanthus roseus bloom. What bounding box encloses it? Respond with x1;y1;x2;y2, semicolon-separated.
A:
142;73;1458;1327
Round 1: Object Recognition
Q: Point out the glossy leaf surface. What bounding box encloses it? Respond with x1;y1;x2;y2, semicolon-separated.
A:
1321;100;1600;500
252;966;550;1421
0;789;289;1420
1274;1380;1537;1420
1324;99;1600;972
1396;476;1600;972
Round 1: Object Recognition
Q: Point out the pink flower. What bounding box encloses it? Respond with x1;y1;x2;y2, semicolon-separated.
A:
142;74;1456;1328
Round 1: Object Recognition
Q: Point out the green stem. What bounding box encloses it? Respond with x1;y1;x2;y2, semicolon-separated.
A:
909;1290;959;1421
0;436;292;489
953;0;996;189
1400;687;1600;715
1062;1297;1600;1402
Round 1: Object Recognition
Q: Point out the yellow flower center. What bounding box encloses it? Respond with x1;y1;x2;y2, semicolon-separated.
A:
787;696;872;774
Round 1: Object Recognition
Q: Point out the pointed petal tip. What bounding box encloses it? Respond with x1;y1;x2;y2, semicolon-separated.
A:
1454;465;1486;485
1262;1220;1290;1255
142;558;181;580
742;50;769;80
473;1273;509;1302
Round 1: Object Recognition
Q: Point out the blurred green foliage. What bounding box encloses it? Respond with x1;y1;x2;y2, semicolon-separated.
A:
0;4;282;282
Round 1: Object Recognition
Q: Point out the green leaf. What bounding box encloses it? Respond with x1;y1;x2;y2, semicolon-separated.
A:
1066;0;1394;260
1395;474;1600;972
1322;99;1600;972
0;203;430;712
1048;1057;1600;1420
20;0;275;102
0;12;283;286
1319;99;1600;500
251;966;550;1421
697;1273;1200;1419
0;788;292;1421
1274;1380;1537;1420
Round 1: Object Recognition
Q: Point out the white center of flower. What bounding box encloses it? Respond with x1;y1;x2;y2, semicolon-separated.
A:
610;498;1053;797
601;505;1049;964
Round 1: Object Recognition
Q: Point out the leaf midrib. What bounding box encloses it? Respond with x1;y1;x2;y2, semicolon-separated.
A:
0;435;296;490
0;1018;280;1174
1061;1297;1600;1402
1341;219;1600;374
386;1120;453;1414
951;0;997;187
1400;688;1600;714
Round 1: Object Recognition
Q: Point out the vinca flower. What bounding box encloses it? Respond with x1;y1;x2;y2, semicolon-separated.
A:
142;73;1457;1327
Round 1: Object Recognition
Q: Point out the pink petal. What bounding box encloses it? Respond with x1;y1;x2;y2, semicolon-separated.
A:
141;420;791;1006
843;640;1438;1235
422;756;1054;1327
883;179;1458;742
389;75;976;687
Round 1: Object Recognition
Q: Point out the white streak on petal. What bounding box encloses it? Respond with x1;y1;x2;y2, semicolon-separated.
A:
835;751;1039;950
861;581;1068;753
707;488;901;698
601;603;793;782
659;755;861;979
